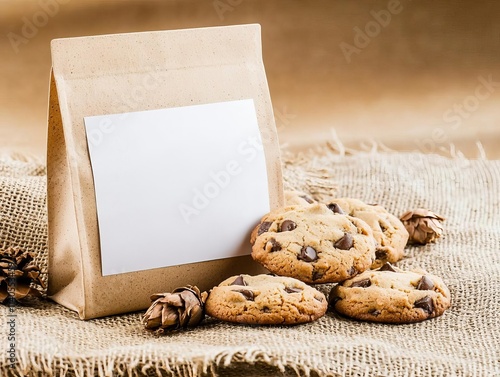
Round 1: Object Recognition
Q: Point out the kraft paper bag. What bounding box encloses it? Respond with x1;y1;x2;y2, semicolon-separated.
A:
47;24;284;319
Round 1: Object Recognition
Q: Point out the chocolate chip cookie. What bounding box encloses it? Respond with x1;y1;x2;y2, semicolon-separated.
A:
284;190;316;206
251;204;376;283
329;263;451;323
205;274;327;325
324;198;409;268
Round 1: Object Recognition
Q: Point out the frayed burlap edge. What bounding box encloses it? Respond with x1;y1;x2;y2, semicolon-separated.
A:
7;347;314;377
0;150;44;164
282;132;488;203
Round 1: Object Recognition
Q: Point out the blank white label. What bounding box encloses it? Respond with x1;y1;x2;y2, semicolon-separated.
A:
84;99;270;276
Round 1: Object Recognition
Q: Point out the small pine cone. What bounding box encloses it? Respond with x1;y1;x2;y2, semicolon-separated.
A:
142;285;207;334
400;209;445;244
0;247;45;304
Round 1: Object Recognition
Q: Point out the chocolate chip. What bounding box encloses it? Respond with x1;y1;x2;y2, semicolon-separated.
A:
375;249;387;260
230;275;246;286
263;306;271;313
284;287;302;294
369;309;381;316
414;296;434;314
329;295;341;309
327;203;345;214
298;246;318;262
267;238;281;252
312;269;325;281
234;289;254;301
334;233;354;250
347;266;357;277
279;220;297;232
379;262;396;272
351;278;371;288
258;221;272;236
417;276;434;291
300;195;314;204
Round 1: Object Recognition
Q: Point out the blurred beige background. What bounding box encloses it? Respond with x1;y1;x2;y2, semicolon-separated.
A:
1;0;499;159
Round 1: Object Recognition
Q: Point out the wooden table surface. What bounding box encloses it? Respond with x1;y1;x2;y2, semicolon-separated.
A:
1;0;499;159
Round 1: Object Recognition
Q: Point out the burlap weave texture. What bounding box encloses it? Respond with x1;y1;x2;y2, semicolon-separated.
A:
0;155;48;291
0;151;499;377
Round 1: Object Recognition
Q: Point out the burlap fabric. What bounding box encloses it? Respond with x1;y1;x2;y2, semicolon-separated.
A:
1;150;499;377
0;154;48;291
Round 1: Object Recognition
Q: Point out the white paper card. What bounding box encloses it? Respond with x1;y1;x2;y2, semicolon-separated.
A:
84;99;270;276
